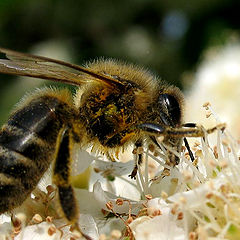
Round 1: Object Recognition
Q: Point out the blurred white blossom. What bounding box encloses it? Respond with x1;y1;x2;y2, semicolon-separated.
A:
186;41;240;138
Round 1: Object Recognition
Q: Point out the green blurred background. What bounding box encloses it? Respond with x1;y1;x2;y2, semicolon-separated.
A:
0;0;239;124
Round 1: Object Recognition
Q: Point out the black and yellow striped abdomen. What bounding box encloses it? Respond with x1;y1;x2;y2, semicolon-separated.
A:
0;91;74;213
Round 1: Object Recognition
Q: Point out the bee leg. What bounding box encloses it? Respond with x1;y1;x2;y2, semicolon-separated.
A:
182;123;202;161
182;123;197;128
138;123;225;166
183;137;194;161
129;139;143;179
137;123;226;138
53;127;80;231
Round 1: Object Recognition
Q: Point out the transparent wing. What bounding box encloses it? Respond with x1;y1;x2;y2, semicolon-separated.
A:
0;59;85;85
0;48;123;87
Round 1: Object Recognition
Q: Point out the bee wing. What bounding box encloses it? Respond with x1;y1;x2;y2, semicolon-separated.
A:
0;59;86;86
0;48;123;87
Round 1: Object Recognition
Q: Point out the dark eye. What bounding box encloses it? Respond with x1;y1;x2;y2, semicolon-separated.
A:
158;94;181;126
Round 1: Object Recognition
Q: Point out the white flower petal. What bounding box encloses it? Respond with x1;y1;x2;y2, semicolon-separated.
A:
168;184;209;209
0;214;11;224
149;168;183;197
147;198;170;214
130;215;185;240
0;222;12;239
93;181;142;214
15;222;61;240
93;159;135;176
72;147;95;176
79;214;99;240
168;173;228;209
74;188;103;218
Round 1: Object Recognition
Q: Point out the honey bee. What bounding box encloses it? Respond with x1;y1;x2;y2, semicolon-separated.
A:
0;48;223;231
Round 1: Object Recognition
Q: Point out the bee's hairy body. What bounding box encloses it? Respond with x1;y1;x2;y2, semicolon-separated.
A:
0;49;208;234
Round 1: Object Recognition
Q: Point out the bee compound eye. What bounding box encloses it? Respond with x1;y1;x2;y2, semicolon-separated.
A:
158;94;181;126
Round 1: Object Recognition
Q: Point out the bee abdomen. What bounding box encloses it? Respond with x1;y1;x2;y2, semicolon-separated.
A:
0;125;52;168
0;144;42;213
0;172;27;213
0;94;74;213
7;95;66;143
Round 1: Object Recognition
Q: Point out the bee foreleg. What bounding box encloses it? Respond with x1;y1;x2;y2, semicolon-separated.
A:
52;127;79;230
137;123;226;138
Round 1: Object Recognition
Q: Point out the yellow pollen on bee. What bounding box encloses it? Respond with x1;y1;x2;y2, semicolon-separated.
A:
105;104;117;115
